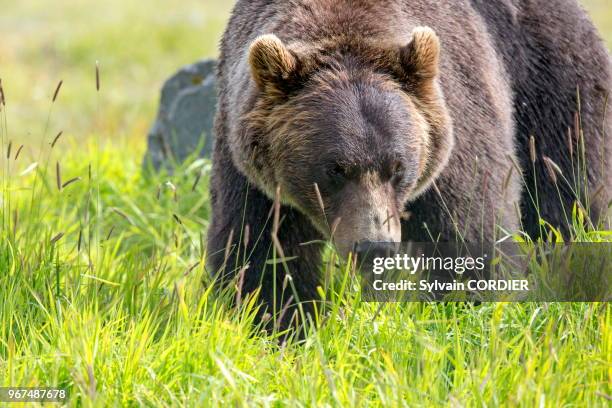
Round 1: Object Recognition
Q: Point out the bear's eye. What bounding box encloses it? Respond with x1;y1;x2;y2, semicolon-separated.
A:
326;164;347;181
392;161;403;174
391;161;405;183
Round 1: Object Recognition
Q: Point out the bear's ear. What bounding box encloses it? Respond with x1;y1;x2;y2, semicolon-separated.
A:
399;27;440;81
249;34;300;95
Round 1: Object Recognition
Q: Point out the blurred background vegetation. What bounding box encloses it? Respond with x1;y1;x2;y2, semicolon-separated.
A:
0;0;232;154
0;0;609;156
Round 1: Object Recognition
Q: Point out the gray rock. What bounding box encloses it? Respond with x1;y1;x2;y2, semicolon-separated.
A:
144;59;218;170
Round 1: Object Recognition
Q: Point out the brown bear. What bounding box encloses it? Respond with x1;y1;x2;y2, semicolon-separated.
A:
207;0;611;326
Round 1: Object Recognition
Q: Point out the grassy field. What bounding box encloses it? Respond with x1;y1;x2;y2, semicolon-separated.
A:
0;1;611;406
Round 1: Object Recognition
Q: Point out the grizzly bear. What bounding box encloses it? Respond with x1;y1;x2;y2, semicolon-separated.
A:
207;0;611;326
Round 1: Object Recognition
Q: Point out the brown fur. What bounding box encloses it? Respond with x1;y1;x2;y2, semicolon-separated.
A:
207;0;611;329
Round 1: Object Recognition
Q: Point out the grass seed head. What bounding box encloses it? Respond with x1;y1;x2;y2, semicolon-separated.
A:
243;224;250;250
106;226;115;241
56;161;62;191
574;111;581;144
96;61;100;91
502;165;514;193
14;145;24;161
62;177;81;189
567;126;574;159
77;229;83;252
313;183;325;215
50;232;65;244
52;80;63;103
482;169;491;199
529;135;536;164
0;78;6;106
543;156;562;184
273;185;281;236
192;170;203;192
51;131;63;148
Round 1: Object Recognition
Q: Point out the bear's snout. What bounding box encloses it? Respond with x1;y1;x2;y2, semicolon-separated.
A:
331;181;402;259
353;241;400;265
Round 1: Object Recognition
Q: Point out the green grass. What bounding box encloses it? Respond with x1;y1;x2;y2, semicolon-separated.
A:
0;0;232;150
0;0;611;406
0;135;610;405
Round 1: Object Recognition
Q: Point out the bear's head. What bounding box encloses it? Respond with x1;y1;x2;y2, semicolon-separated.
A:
241;27;454;258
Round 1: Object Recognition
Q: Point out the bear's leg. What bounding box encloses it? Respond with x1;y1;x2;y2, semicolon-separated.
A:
513;1;611;236
207;157;324;332
471;0;611;236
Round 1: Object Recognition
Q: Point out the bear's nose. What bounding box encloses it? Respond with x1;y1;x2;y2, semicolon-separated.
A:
353;241;399;264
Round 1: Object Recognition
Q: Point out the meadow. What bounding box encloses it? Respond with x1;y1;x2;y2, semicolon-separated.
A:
0;1;611;406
